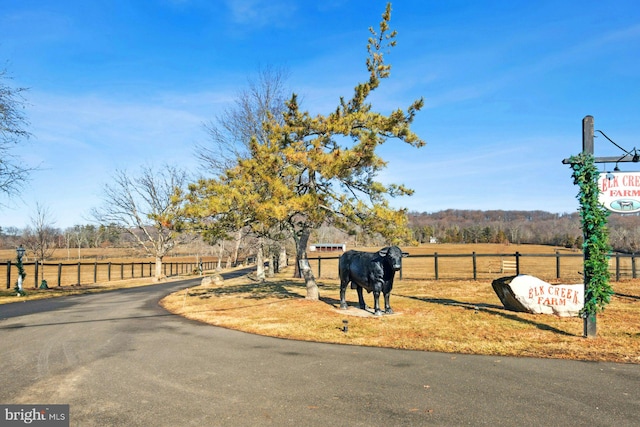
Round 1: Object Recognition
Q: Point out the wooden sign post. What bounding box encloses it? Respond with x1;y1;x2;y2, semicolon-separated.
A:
563;115;624;338
581;115;597;338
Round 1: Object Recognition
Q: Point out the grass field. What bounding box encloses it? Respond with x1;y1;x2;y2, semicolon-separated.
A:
161;268;640;364
3;243;639;364
160;244;638;365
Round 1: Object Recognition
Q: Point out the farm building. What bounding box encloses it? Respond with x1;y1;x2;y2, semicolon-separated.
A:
309;243;346;252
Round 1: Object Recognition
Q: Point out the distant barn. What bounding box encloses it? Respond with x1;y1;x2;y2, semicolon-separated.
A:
309;243;346;252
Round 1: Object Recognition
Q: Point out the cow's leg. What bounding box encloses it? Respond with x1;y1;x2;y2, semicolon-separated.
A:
383;292;393;314
372;281;383;315
372;289;383;316
339;279;348;310
370;278;384;315
356;286;368;310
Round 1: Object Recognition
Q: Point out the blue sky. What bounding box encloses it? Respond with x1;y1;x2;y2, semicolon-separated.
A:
1;0;639;229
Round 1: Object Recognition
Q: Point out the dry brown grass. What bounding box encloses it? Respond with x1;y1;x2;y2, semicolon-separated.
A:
161;269;640;364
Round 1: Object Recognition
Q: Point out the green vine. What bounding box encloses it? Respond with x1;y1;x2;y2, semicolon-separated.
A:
569;153;613;316
14;254;27;296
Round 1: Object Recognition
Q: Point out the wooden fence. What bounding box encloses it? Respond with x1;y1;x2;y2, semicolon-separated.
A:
7;251;639;289
4;258;221;289
307;251;640;282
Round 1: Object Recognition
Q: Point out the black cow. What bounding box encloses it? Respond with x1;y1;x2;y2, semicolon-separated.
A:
339;246;408;316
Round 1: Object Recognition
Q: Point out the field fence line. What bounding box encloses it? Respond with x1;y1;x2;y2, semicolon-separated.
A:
4;257;251;289
307;251;638;283
6;251;638;289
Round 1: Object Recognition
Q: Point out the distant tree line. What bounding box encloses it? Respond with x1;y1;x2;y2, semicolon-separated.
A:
1;224;126;254
408;209;640;253
5;208;640;267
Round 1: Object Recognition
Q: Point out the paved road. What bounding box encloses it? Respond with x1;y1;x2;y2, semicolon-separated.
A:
1;276;639;426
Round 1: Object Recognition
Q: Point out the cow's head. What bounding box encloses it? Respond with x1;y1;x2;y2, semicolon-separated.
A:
378;246;409;271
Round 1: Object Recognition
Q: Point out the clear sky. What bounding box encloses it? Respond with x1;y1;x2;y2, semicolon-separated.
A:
1;0;639;229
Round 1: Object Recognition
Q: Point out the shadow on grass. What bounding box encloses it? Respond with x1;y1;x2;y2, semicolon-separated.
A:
615;292;640;301
396;293;578;337
184;279;347;314
319;295;342;308
192;279;579;336
189;279;306;301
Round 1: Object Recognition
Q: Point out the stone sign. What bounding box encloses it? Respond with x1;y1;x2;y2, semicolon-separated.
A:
492;275;583;317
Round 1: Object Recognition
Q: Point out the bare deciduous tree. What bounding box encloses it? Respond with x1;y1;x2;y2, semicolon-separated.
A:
196;65;290;174
92;164;187;280
189;66;291;273
22;203;57;286
0;68;35;202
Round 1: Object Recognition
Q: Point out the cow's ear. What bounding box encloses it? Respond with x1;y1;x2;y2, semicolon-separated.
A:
402;252;409;257
378;247;389;257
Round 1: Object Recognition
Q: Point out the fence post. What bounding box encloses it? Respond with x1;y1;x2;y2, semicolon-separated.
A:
34;262;39;288
632;254;636;279
108;262;111;281
556;251;561;279
94;261;98;283
57;263;62;287
434;252;439;280
120;263;124;280
615;253;620;282
318;257;321;278
515;252;521;275
6;260;11;289
472;252;477;280
77;262;81;286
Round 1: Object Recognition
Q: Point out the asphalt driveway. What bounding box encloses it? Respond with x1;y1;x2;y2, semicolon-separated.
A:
1;276;638;426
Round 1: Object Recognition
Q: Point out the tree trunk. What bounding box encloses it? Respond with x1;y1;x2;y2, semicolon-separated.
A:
256;238;265;280
154;255;164;280
232;229;243;266
217;242;224;270
295;228;318;300
278;246;287;272
267;256;275;278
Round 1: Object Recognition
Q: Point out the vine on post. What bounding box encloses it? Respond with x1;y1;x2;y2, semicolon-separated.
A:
14;254;27;296
569;153;614;316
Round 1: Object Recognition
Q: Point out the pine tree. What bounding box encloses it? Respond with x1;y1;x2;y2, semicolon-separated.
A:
184;3;425;299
